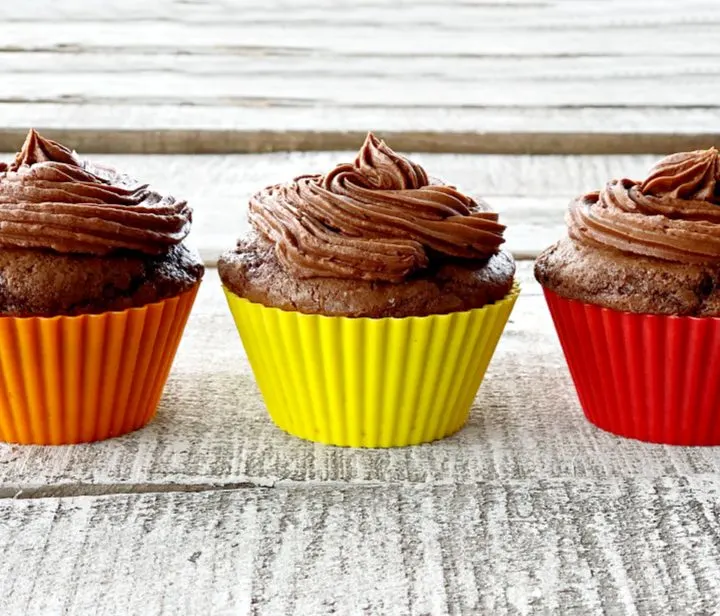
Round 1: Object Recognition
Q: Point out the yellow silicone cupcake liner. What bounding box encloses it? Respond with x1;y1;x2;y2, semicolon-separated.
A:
0;285;199;445
224;284;519;447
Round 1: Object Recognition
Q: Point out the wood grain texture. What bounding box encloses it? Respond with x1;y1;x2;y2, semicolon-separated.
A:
2;106;719;155
6;54;720;107
2;263;720;494
1;478;720;615
0;151;664;263
2;0;720;153
4;0;719;25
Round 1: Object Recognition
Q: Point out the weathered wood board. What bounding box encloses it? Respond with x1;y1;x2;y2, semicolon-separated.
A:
2;107;719;155
0;151;668;263
1;479;720;615
2;263;720;495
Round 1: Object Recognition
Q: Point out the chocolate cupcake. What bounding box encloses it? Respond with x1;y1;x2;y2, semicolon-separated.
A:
220;133;518;447
535;147;720;444
0;130;204;444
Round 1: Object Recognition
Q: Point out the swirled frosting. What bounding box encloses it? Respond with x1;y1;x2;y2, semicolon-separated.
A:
0;129;191;256
248;133;506;282
568;147;720;263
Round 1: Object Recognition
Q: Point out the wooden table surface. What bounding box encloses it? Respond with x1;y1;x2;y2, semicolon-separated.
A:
2;2;720;615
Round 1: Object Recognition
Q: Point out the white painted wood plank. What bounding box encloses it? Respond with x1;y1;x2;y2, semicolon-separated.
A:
100;152;652;262
1;479;720;615
2;263;720;492
2;153;716;489
3;52;720;109
7;52;720;80
0;151;658;262
2;15;719;58
3;0;719;27
3;105;719;137
2;122;717;159
8;70;720;108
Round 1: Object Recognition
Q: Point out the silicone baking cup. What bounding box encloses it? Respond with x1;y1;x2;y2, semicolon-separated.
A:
224;284;519;447
0;286;199;445
544;287;720;445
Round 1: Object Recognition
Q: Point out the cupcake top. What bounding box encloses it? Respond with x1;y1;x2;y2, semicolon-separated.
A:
567;148;720;265
248;132;506;283
220;133;515;318
535;147;720;316
0;129;192;257
0;130;203;317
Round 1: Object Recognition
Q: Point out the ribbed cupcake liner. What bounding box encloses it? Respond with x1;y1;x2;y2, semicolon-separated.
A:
543;287;720;445
224;285;519;447
0;286;199;445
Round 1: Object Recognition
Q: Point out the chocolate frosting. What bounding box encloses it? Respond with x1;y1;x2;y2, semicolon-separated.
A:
0;130;191;256
248;133;506;282
568;148;720;264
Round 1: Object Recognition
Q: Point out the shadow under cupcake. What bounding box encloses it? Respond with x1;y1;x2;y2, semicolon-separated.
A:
219;133;518;447
0;130;204;445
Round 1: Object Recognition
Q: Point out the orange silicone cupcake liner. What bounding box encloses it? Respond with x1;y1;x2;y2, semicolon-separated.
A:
0;285;199;445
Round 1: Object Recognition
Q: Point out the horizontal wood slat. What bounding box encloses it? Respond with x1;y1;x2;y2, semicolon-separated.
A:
1;479;720;615
2;263;720;493
0;151;666;262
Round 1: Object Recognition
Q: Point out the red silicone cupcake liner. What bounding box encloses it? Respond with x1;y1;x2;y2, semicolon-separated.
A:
543;287;720;445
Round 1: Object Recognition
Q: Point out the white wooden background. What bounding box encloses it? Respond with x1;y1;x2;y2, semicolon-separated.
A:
1;0;719;154
2;2;720;615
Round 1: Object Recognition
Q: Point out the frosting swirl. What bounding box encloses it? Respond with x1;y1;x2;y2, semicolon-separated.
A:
0;130;191;256
568;147;720;264
248;133;506;282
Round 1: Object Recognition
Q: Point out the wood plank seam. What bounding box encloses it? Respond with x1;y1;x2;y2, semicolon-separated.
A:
0;129;718;155
4;474;720;500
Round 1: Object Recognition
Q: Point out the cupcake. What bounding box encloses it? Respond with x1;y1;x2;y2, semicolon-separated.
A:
219;133;518;447
0;130;204;444
535;147;720;445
